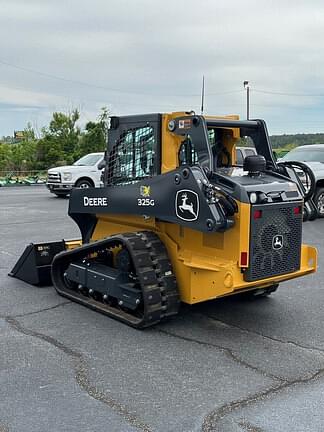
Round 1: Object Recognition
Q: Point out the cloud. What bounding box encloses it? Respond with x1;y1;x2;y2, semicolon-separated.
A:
0;85;66;108
1;0;324;134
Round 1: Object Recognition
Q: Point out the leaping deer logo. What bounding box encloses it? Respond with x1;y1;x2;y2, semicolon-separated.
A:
179;193;198;218
272;235;283;250
176;190;199;221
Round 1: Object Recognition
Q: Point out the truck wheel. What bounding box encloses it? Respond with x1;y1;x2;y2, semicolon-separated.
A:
313;187;324;218
75;179;93;189
54;192;69;198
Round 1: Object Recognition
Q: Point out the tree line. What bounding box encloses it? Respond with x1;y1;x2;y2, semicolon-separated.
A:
1;108;323;173
270;133;324;149
0;108;109;172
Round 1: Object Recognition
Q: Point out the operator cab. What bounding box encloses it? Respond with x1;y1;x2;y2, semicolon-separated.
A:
178;118;274;179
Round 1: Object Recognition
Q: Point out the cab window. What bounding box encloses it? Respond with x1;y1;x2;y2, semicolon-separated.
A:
107;126;155;185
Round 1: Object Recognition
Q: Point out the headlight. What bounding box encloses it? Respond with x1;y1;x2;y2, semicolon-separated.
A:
249;192;258;204
63;172;72;181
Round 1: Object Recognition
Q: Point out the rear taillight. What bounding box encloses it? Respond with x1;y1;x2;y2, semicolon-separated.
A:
293;206;302;215
253;209;262;219
240;252;248;266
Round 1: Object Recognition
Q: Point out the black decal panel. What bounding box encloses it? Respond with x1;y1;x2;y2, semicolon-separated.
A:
69;166;229;235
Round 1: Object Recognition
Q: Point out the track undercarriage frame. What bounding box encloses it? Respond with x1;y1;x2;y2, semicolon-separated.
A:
51;231;179;328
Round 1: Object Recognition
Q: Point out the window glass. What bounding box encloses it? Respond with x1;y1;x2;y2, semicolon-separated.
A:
245;149;256;157
108;126;155;184
236;149;243;165
177;127;260;169
281;148;324;163
178;136;198;165
235;136;256;149
208;128;231;168
73;153;103;166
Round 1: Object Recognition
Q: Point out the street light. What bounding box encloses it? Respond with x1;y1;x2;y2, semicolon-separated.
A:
243;80;250;120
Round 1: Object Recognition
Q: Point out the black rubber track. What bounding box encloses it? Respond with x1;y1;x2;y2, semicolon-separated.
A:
51;231;180;328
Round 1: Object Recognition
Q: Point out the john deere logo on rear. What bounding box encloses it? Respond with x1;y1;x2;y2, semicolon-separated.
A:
176;189;199;221
272;235;283;250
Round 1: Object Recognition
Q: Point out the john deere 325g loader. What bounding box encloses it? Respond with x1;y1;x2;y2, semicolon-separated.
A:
10;112;317;328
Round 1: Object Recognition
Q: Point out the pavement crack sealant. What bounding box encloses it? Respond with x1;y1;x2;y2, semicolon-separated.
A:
3;316;153;432
204;313;324;356
155;321;324;431
156;328;284;384
201;362;324;431
237;420;266;432
12;301;71;318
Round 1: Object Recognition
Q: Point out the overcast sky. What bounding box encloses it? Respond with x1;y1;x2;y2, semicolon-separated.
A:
1;0;324;136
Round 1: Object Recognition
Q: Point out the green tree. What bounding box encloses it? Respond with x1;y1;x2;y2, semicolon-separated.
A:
0;143;12;171
0;125;36;172
37;109;81;168
77;107;109;157
23;122;36;142
0;108;110;172
14;124;38;171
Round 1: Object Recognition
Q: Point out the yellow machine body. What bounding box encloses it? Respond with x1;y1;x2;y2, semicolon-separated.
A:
80;112;317;305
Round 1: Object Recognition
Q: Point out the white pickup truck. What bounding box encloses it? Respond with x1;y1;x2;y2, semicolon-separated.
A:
46;152;104;197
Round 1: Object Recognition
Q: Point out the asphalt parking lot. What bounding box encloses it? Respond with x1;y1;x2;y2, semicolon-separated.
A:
1;186;324;432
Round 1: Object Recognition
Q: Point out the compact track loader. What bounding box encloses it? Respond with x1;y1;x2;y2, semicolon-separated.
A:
10;112;317;328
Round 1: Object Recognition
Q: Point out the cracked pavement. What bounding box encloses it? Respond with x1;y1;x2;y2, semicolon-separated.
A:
1;186;324;432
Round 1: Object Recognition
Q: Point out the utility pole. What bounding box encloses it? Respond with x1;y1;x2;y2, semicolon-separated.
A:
243;80;250;120
201;75;205;115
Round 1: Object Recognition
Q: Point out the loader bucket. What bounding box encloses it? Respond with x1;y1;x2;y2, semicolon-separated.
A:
9;241;65;286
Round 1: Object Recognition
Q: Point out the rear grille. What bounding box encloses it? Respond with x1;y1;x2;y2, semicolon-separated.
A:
47;172;61;183
244;202;302;281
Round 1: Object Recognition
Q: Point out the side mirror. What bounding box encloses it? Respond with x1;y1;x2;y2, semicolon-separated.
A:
98;160;106;170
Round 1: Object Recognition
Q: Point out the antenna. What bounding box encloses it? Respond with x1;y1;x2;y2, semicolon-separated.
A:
201;75;205;115
243;80;250;120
